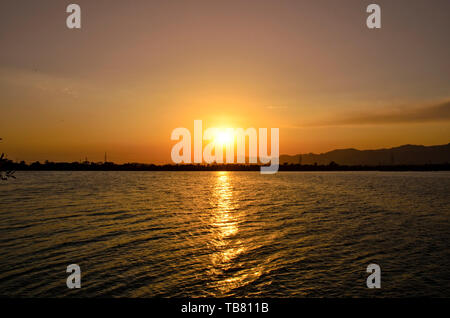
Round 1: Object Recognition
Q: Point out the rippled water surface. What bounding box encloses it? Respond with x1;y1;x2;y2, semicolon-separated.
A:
0;171;449;297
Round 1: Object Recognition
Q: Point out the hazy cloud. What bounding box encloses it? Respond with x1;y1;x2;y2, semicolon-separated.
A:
309;101;450;126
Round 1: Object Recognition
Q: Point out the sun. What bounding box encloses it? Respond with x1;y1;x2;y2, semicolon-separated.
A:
215;130;234;145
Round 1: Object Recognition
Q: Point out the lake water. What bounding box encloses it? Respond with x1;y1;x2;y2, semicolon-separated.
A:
0;171;449;297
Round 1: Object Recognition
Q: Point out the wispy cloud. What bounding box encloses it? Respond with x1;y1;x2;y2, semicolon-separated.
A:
0;67;80;98
307;100;450;127
266;105;289;110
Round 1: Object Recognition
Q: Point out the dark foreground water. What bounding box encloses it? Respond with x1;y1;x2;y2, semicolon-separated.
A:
0;171;449;297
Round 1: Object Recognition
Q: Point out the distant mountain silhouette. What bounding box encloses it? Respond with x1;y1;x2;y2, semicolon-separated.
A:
280;143;450;166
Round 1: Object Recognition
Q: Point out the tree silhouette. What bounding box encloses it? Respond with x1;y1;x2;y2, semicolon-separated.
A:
0;138;16;180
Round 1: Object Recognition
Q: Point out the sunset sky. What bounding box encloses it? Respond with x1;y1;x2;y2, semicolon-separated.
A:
1;0;449;163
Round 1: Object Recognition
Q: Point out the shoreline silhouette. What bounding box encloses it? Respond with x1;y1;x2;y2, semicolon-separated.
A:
2;143;450;172
2;160;449;172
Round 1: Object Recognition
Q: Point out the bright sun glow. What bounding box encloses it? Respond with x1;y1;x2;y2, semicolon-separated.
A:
215;131;234;145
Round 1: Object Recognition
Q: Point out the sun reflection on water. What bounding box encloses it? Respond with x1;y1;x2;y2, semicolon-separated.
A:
207;171;262;296
212;172;238;239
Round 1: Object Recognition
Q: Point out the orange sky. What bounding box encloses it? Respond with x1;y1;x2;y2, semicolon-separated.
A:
1;0;449;163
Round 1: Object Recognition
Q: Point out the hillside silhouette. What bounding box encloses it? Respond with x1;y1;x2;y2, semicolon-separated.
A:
280;143;450;166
